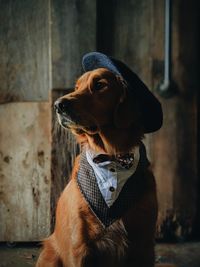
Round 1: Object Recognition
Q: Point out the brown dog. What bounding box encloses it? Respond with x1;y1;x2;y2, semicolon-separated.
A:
36;66;160;267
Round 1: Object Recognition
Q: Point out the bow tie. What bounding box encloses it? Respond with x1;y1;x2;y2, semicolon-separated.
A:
93;153;135;169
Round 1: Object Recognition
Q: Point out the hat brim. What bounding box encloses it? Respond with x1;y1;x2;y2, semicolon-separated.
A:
82;52;163;133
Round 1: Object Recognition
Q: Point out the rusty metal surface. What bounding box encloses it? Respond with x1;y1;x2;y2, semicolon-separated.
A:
0;102;51;241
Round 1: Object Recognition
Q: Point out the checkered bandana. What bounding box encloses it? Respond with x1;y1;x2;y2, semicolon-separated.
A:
76;143;150;227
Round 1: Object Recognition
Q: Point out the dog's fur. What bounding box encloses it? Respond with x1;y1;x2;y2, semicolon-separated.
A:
36;68;158;267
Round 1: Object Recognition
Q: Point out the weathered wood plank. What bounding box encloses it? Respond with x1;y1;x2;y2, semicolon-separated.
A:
50;0;97;221
51;89;79;229
0;102;51;241
151;0;198;240
97;0;153;86
51;0;96;88
0;0;51;102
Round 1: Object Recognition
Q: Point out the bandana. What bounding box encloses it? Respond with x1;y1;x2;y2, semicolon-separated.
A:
77;143;150;227
85;147;140;207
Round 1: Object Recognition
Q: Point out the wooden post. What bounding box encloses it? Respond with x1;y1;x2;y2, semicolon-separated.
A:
151;0;199;240
51;0;96;88
0;0;51;102
50;0;96;230
0;102;51;241
50;89;80;230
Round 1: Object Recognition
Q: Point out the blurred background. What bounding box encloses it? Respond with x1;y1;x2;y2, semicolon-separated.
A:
0;0;199;266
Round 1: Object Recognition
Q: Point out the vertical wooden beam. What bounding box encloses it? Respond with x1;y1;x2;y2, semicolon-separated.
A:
51;0;96;88
97;0;153;86
195;84;200;238
0;0;51;102
151;0;199;240
172;0;199;239
50;0;97;229
51;89;79;229
0;103;51;241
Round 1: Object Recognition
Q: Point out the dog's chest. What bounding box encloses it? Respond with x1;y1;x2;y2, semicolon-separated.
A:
84;219;129;267
76;143;149;228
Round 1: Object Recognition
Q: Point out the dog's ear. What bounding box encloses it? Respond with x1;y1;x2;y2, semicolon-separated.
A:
114;76;138;129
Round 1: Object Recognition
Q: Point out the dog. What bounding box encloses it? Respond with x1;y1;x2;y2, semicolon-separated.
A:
36;52;163;267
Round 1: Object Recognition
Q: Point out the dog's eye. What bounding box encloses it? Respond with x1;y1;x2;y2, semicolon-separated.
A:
94;81;106;91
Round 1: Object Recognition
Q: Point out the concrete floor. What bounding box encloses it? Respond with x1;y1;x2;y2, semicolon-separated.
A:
0;244;39;267
0;242;200;267
155;243;200;267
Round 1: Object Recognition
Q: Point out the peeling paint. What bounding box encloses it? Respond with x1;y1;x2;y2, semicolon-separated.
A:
32;187;40;207
3;156;12;164
22;152;29;169
37;151;45;168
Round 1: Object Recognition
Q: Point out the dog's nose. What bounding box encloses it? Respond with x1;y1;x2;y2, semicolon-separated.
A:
54;99;71;114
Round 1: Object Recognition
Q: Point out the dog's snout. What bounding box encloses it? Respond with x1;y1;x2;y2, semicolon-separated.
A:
54;99;71;114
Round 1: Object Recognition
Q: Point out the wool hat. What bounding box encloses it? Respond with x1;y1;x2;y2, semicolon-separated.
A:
82;52;163;133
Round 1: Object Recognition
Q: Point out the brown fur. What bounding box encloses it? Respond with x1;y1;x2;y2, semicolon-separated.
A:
36;68;158;267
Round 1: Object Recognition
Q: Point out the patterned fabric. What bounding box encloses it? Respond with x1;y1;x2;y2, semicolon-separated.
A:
93;153;135;169
77;143;150;227
85;147;140;207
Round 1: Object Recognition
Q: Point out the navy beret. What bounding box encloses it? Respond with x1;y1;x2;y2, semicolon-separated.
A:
82;52;163;133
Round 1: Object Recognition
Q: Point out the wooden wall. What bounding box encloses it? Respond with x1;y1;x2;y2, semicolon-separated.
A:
51;0;96;88
0;103;51;241
150;0;199;241
0;0;96;241
0;0;199;241
50;0;96;231
0;0;51;102
97;0;199;241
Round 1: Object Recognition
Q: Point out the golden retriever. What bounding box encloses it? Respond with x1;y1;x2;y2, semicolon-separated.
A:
36;67;160;267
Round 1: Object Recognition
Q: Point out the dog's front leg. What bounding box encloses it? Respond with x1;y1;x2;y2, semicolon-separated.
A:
36;237;63;267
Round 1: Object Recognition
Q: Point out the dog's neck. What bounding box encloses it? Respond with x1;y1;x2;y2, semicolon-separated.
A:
83;125;143;155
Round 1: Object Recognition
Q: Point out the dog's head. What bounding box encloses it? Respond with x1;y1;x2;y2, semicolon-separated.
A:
55;68;143;153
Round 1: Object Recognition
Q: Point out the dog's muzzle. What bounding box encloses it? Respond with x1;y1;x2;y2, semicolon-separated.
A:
54;98;77;128
54;98;70;114
54;99;98;134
